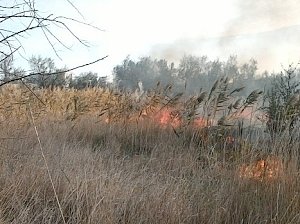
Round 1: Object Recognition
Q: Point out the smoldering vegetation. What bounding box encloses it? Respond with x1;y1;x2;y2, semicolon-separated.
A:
0;67;299;223
1;0;300;222
0;116;299;223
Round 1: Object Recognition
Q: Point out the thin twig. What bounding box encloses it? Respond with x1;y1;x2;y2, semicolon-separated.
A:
0;55;108;87
20;79;46;106
66;0;85;20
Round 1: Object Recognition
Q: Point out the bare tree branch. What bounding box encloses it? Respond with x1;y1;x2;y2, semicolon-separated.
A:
0;0;107;88
0;55;109;87
66;0;85;20
0;0;104;61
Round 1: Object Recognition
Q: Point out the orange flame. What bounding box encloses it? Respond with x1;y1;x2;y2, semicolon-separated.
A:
155;109;181;128
154;109;213;128
102;106;213;128
239;156;283;181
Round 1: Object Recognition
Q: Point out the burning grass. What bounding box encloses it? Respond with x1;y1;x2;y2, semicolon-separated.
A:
0;83;299;223
239;156;284;181
0;77;264;127
0;118;299;223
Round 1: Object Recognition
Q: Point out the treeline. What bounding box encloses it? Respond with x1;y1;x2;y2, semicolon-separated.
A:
113;55;300;96
1;54;300;96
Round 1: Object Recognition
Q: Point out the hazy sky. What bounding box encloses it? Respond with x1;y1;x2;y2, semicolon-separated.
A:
10;0;300;77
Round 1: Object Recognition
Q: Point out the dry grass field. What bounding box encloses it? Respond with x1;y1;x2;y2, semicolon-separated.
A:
0;83;299;223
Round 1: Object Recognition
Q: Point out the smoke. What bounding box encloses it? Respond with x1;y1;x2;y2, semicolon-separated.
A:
223;0;300;36
150;39;206;63
220;0;300;71
149;0;300;73
149;38;221;66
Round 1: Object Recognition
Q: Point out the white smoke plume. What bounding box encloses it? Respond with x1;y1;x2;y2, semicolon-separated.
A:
149;0;300;73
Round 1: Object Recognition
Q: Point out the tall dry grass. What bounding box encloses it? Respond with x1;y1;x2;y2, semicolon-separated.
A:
0;84;299;223
0;117;299;223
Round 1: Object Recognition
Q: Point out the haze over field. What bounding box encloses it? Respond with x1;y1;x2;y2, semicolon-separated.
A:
2;1;300;223
6;0;300;76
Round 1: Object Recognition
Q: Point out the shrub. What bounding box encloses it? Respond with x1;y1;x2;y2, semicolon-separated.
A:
262;65;300;139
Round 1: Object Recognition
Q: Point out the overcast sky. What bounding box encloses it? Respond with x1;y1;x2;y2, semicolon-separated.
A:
10;0;300;78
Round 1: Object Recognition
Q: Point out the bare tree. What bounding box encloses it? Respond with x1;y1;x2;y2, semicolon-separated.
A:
0;0;107;85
